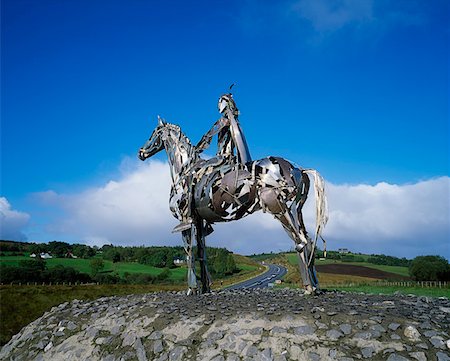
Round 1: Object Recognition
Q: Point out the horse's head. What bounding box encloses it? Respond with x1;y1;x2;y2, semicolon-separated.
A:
138;116;166;161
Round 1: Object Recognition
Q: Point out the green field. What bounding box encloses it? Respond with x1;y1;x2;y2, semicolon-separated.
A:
0;256;185;281
284;253;410;277
1;254;259;282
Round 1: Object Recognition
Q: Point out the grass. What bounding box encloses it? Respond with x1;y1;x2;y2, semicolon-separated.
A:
1;256;189;282
0;255;30;265
1;256;259;284
0;284;185;346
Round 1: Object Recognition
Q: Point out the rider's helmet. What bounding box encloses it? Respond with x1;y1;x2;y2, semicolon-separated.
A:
218;93;239;117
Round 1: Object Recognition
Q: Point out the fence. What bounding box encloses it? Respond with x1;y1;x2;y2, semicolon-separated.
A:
375;280;449;288
1;281;99;286
321;280;449;288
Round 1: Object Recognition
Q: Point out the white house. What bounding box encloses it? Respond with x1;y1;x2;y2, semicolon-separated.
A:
173;258;185;265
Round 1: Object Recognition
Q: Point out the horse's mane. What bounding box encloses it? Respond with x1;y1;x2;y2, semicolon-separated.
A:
165;122;193;146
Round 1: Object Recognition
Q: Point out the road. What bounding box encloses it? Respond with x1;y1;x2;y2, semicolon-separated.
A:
226;263;287;290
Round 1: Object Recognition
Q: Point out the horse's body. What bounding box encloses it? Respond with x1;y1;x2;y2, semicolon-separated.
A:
139;119;328;294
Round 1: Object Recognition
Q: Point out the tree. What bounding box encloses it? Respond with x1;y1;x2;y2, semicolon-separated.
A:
47;241;71;257
409;255;450;281
90;258;105;276
112;252;121;263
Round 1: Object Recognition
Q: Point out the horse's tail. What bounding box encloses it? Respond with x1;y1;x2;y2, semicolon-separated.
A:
303;169;329;265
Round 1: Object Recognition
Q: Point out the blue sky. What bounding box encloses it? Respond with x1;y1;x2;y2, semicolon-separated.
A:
1;0;449;258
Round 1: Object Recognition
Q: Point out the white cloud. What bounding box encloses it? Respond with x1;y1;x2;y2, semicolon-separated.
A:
36;160;180;247
0;197;30;241
324;178;450;258
34;159;449;259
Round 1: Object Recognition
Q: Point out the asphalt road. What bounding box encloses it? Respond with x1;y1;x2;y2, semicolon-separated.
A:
226;263;287;290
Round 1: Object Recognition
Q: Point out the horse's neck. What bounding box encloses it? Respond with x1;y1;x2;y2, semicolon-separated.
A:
164;129;196;183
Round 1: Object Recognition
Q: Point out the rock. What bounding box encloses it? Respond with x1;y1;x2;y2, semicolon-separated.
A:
270;326;287;335
437;352;450;361
370;324;386;333
327;329;344;341
409;351;426;361
274;355;287;361
149;331;162;340
361;347;375;358
209;330;225;341
354;332;373;340
260;348;273;361
430;336;446;349
66;321;77;331
404;326;421;341
293;325;315;336
315;321;328;330
155;353;169;361
168;346;187;361
389;323;401;331
424;330;437;337
226;353;240;361
135;338;147;361
387;354;410;361
211;356;225;361
308;351;320;361
44;342;53;352
154;339;164;354
122;332;137;347
339;324;352;335
290;345;302;360
249;327;263;335
246;345;259;357
369;316;382;323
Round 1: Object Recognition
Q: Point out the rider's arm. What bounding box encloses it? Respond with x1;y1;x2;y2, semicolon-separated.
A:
195;117;229;152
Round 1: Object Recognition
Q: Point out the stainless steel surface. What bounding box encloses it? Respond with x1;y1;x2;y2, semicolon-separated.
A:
138;93;328;295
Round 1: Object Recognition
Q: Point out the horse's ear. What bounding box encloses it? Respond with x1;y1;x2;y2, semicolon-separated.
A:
157;116;166;126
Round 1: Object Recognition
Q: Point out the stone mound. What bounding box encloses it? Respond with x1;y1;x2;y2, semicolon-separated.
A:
1;289;449;361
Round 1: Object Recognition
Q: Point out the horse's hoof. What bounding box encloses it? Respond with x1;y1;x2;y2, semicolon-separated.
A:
304;286;314;295
187;288;198;296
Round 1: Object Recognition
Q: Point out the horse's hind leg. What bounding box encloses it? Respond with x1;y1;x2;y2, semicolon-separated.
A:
182;227;198;295
274;209;316;294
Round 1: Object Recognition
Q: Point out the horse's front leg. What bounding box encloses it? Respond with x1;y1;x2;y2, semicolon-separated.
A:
182;227;198;295
195;218;212;293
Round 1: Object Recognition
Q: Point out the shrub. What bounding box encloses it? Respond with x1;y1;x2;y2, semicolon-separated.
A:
409;255;450;281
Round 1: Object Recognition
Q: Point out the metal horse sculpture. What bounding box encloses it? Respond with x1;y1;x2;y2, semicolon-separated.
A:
138;118;328;295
